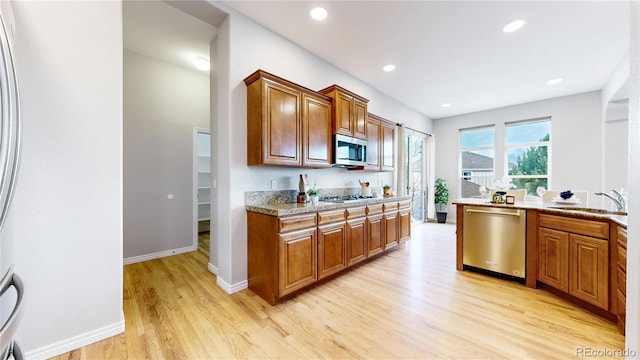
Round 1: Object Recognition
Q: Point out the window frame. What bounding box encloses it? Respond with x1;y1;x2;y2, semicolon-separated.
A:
458;125;495;198
504;117;552;191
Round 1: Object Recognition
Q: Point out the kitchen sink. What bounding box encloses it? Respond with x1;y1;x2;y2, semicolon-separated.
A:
548;206;627;216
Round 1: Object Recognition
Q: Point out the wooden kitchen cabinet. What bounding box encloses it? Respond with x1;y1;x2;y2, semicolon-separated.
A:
538;213;610;310
365;115;381;170
366;203;384;257
383;202;399;250
248;198;410;304
399;200;411;242
317;209;347;279
244;70;332;168
279;227;317;296
381;120;395;171
346;206;367;266
617;227;627;334
319;85;369;140
539;227;569;291
366;113;395;172
570;234;608;309
302;93;332;167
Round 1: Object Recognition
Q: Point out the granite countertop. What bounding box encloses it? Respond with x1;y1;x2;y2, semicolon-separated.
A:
247;195;411;217
453;198;628;227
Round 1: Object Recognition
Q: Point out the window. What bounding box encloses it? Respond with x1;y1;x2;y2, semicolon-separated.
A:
506;119;551;195
459;126;494;198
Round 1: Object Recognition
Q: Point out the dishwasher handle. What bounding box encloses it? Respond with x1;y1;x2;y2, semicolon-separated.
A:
466;208;521;217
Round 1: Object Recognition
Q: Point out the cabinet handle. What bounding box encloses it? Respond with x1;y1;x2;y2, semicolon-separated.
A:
466;208;521;217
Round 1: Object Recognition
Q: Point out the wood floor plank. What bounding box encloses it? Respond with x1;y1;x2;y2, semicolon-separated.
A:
50;223;624;359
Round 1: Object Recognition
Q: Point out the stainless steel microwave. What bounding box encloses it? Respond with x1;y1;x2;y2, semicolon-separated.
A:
332;134;367;168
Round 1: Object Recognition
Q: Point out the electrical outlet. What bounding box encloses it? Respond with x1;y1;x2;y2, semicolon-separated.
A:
271;180;277;190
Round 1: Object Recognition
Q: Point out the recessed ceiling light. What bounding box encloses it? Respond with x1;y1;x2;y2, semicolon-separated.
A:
193;57;210;72
547;78;564;85
441;103;452;108
310;7;327;21
503;20;525;33
383;64;396;72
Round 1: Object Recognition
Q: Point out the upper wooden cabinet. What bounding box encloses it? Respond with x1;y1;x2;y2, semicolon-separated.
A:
244;70;332;168
319;85;369;140
366;113;395;172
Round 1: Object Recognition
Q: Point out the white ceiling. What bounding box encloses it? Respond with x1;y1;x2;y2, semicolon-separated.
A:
124;1;630;120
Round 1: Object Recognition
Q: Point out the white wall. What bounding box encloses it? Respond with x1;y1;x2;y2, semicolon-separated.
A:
123;50;209;262
433;91;604;219
212;5;433;290
6;1;123;357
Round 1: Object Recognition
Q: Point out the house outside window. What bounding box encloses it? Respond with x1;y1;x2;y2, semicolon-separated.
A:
459;126;495;198
506;118;551;195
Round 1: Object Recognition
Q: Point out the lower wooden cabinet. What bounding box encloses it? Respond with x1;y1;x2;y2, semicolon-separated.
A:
248;198;411;304
279;228;317;296
399;202;411;242
383;211;399;250
366;213;384;257
617;227;627;334
317;221;347;279
346;217;367;266
538;214;609;310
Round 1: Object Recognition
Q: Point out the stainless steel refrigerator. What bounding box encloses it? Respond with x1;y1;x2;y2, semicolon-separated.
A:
0;1;23;359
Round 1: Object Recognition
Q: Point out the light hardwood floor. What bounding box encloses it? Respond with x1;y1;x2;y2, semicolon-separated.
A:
52;222;624;359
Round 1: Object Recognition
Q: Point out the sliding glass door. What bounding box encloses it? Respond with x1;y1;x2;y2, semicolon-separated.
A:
405;133;428;222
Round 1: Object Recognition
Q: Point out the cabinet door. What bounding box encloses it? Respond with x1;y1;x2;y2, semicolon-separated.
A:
381;121;395;171
538;227;569;291
365;117;381;170
353;98;368;140
383;211;399;250
399;209;411;242
317;222;347;279
302;94;332;167
334;92;353;136
263;79;301;165
346;217;367;266
366;213;384;257
279;228;317;296
569;234;608;309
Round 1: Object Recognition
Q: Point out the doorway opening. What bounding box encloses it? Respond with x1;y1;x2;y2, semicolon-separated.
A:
195;129;211;256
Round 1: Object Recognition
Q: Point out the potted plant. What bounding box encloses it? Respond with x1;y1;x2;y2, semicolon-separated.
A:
383;184;391;196
435;178;449;223
307;188;319;205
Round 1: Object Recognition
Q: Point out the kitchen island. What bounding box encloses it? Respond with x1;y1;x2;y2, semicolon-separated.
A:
454;197;628;333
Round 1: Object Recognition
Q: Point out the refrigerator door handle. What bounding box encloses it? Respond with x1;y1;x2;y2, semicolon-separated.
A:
0;265;23;357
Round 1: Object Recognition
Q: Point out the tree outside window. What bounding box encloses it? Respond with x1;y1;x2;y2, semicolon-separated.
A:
506;119;551;195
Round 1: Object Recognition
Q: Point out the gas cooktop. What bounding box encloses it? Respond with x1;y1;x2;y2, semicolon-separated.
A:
321;195;375;203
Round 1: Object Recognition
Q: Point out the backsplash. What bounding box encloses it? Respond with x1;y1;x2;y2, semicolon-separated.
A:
245;187;383;205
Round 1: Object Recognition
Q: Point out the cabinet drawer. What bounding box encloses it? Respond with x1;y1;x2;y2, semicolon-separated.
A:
539;214;609;239
617;267;626;296
398;200;411;209
278;213;317;233
383;202;398;212
346;206;366;219
317;209;346;225
367;204;383;215
618;244;627;272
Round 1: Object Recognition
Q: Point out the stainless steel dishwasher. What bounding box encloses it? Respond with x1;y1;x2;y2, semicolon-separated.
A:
462;205;526;280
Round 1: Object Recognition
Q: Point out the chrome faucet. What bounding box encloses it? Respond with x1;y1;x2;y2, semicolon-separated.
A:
594;190;626;212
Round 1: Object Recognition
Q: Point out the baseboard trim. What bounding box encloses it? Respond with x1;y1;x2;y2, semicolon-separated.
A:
123;245;197;265
25;318;124;360
216;277;248;294
208;263;218;275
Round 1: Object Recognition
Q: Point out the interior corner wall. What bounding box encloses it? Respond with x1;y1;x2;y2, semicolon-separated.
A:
210;3;432;290
123;50;210;261
7;1;123;357
433;91;605;221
